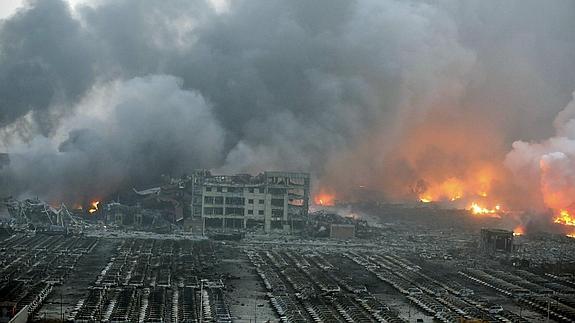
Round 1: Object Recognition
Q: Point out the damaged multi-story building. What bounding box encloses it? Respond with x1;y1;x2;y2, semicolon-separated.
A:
186;170;310;233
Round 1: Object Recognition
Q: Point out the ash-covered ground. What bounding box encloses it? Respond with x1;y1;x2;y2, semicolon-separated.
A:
1;205;574;323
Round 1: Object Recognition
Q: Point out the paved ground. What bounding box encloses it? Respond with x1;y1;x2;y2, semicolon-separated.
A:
220;248;278;322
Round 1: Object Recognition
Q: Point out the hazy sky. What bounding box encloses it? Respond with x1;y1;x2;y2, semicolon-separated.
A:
0;0;84;18
0;0;228;19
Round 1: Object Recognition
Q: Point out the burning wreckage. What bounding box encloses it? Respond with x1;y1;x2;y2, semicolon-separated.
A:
2;173;575;322
1;170;312;236
124;170;311;234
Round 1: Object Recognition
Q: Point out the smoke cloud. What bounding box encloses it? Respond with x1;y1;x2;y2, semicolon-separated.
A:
506;93;575;212
1;0;575;209
2;75;224;202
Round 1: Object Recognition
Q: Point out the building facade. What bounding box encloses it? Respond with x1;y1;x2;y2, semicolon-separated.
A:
189;170;310;233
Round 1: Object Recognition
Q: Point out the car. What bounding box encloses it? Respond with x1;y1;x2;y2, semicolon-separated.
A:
488;305;504;314
408;287;424;295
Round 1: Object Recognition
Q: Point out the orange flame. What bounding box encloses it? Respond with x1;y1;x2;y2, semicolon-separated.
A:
418;177;464;202
419;197;432;203
88;201;100;214
554;209;575;226
468;202;501;217
513;226;524;236
314;190;335;206
415;165;500;204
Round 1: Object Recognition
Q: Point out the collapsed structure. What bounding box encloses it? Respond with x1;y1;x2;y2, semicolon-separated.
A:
1;170;311;235
2;198;82;234
187;170;310;233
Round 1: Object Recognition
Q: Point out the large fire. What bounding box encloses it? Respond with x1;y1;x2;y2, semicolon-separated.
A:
554;209;575;226
342;89;575;240
418;177;464;202
88;201;100;214
414;168;505;217
537;155;575;236
414;163;502;205
468;202;501;217
314;190;335;206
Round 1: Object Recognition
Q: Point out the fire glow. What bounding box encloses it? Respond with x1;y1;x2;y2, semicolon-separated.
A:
417;177;464;203
468;202;501;216
88;201;100;214
415;165;501;204
314;190;335;206
513;226;524;236
554;209;575;227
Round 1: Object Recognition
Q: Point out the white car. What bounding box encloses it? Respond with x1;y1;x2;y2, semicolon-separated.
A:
488;305;504;314
408;287;423;295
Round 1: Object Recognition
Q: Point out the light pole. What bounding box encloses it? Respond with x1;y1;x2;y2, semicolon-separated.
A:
200;280;203;323
408;297;411;321
547;293;551;322
254;296;257;323
199;279;207;323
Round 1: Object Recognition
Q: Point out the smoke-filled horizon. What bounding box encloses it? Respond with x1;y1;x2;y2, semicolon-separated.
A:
1;0;575;225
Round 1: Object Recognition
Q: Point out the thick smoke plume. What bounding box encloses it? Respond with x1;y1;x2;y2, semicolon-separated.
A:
1;0;575;217
506;93;575;212
2;75;224;203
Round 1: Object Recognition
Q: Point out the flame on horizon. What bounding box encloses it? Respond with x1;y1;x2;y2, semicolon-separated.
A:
468;202;502;217
314;189;335;206
88;201;100;214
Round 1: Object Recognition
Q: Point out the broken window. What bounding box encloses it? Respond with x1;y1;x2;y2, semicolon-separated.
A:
288;178;305;185
289;199;304;206
269;188;286;195
225;207;244;215
271;199;284;207
225;197;245;205
288;188;305;196
204;207;223;215
227;187;241;193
